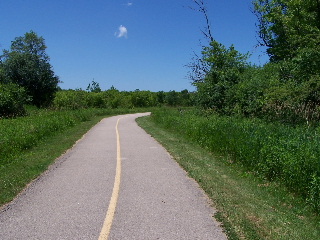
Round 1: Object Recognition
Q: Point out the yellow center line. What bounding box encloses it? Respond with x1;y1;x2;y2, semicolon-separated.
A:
98;117;123;240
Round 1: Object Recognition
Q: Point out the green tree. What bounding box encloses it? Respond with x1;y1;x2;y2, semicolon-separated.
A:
86;80;101;93
194;41;249;112
180;89;191;106
165;90;179;106
103;86;122;108
0;62;5;82
156;91;166;105
253;0;320;123
1;31;59;107
131;90;157;107
253;0;320;62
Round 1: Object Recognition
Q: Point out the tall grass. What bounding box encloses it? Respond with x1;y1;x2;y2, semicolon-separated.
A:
0;108;148;166
150;108;320;212
1;109;96;165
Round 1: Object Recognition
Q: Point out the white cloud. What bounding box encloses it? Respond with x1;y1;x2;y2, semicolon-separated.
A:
122;2;133;7
115;25;128;38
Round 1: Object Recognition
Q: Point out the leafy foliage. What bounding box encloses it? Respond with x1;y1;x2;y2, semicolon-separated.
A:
150;108;320;212
0;31;59;107
194;41;249;113
253;0;320;62
0;83;27;118
53;88;194;110
86;80;101;93
131;90;157;107
188;1;320;125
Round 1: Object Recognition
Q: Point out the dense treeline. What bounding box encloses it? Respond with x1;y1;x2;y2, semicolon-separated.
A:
191;0;320;125
53;87;195;110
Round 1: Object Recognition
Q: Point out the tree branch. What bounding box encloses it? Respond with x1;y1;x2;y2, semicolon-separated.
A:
191;0;214;42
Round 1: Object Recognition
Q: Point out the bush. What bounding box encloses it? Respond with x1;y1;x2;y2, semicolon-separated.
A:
150;108;320;212
131;90;157;107
53;90;90;110
0;83;27;118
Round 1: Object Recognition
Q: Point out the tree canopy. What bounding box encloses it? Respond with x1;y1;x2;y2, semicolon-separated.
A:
0;31;59;107
188;0;320;124
253;0;320;62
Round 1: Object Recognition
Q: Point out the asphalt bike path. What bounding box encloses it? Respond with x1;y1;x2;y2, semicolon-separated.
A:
0;113;227;240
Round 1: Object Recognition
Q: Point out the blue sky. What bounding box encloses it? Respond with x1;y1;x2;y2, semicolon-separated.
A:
0;0;268;92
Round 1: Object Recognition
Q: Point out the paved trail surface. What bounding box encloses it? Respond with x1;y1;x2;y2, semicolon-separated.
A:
0;113;227;240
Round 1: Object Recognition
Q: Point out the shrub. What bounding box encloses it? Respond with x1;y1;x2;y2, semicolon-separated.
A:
53;90;89;110
0;83;27;118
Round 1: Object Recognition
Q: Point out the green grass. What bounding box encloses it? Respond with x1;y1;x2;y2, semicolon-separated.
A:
147;108;320;212
137;114;320;240
0;107;151;206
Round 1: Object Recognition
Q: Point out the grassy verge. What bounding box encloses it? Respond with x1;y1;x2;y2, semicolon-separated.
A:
137;115;320;240
0;108;150;206
147;108;320;212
